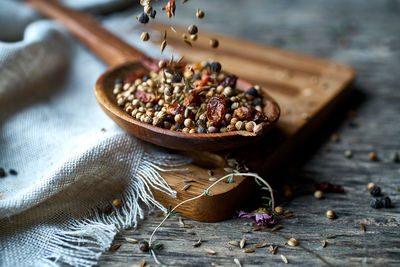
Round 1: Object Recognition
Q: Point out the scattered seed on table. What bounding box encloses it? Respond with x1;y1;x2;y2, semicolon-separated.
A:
170;26;177;33
140;32;149;41
369;152;378;161
361;223;366;232
125;237;138;243
9;169;17;175
209;38;219;48
314;190;323;199
209;177;217;182
244;248;255;253
369;185;381;196
193;239;202;247
240;238;246;248
322;240;327;248
392;152;400;163
381;196;392;208
160;40;167;53
367;182;376;190
190;34;198;41
139;240;149;252
186;229;196;235
274;206;283;215
204;248;217;255
239;228;250;233
228;241;240;247
181;184;191;191
139;259;146;267
196;8;205;19
326;210;336;219
269;245;277;254
287;238;299;247
234;258;242;267
252;226;262;231
344;150;353;158
207;170;214;176
184;179;194;183
112;199;122;208
280;255;289;264
0;168;6;178
254;243;268;248
331;134;340;142
179;216;185;227
370;198;383;209
111;244;121;250
270;225;283;232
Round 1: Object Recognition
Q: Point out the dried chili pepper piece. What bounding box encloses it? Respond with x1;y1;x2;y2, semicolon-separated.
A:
219;75;237;88
166;104;189;117
183;91;201;107
316;182;344;193
124;69;146;84
141;57;160;71
135;91;155;103
166;0;176;18
207;95;227;126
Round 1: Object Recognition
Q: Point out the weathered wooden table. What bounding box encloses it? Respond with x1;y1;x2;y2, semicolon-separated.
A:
99;0;400;266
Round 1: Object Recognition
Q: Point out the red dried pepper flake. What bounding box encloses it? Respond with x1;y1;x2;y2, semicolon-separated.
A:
233;107;266;122
233;107;253;120
135;91;155;103
316;182;344;193
166;0;176;18
207;95;227;126
183;91;201;107
141;56;160;72
124;69;146;84
219;75;238;88
166;104;187;116
197;73;210;87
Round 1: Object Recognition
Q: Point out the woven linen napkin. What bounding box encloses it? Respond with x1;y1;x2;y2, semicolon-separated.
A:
0;1;189;266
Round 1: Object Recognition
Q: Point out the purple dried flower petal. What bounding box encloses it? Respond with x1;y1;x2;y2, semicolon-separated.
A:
238;211;277;226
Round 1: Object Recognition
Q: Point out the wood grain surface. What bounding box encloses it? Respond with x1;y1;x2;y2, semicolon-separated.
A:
96;0;400;266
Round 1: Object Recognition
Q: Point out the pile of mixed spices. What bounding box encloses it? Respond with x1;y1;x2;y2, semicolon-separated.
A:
113;60;268;134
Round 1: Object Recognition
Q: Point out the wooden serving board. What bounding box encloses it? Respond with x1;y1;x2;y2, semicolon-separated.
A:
149;24;355;222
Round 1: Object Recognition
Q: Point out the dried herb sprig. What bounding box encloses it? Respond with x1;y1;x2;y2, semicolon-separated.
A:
148;172;276;266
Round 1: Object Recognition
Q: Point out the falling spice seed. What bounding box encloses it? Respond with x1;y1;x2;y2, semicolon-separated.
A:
140;32;149;41
190;34;198;41
158;60;167;69
188;25;198;35
170;26;177;33
280;255;289;264
160;40;167;53
196;8;205;19
184;40;192;47
204;248;217;255
9;169;17;175
209;38;219;48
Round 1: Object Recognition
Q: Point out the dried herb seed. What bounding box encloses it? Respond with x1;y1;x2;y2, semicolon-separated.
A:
179;216;185;227
244;248;255;253
326;210;336;219
111;244;121;250
125;237;138;243
193;239;202;247
269;245;277;254
112;199;122;208
361;223;366;232
287;238;299;247
240;238;246;248
228;241;240;247
210;38;219;48
184;40;192;47
160;40;167;53
181;184;191;191
234;258;242;267
322;240;327;248
140;32;149;41
140;259;146;267
204;248;217;255
254;243;268;248
281;255;289;264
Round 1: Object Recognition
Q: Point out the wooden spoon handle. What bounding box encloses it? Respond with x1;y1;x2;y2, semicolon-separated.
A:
25;0;144;67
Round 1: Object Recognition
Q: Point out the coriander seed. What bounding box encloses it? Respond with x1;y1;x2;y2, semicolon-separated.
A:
274;206;283;215
369;152;377;161
253;124;263;135
190;34;198;41
174;114;184;124
112;199;122;208
367;182;376;190
209;38;219;48
326;210;336;219
196;8;205;19
287;238;299;247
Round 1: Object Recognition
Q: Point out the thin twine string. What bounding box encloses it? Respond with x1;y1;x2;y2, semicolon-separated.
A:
148;172;276;266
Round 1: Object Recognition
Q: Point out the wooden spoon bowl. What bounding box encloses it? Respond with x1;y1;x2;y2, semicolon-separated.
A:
95;62;280;151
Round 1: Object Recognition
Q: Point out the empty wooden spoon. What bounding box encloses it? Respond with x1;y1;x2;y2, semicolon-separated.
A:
26;0;280;151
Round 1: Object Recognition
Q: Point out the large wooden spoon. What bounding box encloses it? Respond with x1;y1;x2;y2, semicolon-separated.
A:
25;0;280;151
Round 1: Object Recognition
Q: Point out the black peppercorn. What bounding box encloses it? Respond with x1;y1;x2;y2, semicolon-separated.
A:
9;169;17;175
165;114;174;123
246;87;258;97
138;12;149;24
139;240;149;252
172;72;183;83
370;185;381;196
210;62;221;73
197;126;206;133
153;105;162;111
196;119;206;128
0;168;6;178
142;75;149;82
370;198;383;209
175;124;184;130
150;9;156;19
380;196;392;208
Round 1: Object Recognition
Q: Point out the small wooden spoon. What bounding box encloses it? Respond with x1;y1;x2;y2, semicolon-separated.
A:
26;0;280;151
